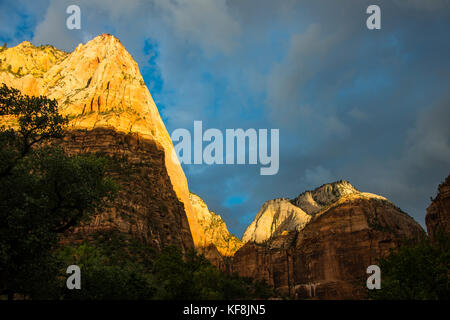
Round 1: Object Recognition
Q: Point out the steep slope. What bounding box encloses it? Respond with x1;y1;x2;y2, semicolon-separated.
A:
242;198;311;243
56;128;194;252
0;34;205;250
242;180;386;244
233;181;425;299
291;180;388;214
190;193;243;256
426;174;450;241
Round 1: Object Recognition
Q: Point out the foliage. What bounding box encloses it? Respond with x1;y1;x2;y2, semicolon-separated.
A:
57;242;155;300
151;246;274;300
56;239;275;300
0;84;117;299
369;233;449;300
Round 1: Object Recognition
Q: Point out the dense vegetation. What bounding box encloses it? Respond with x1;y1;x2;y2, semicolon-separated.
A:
0;84;275;300
58;231;274;300
0;84;118;299
369;233;449;300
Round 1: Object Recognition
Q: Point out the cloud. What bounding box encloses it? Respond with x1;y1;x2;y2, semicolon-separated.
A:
0;0;48;45
32;0;83;51
303;166;334;188
1;0;449;236
393;0;450;11
153;0;241;55
405;94;450;168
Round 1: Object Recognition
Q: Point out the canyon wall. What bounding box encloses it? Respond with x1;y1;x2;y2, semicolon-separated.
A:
0;34;204;250
232;181;425;299
54;128;194;251
190;193;243;256
426;174;450;241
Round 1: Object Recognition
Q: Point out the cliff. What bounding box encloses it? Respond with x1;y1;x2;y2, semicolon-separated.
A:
242;198;311;243
242;180;388;244
0;34;205;250
233;181;425;299
56;127;194;252
190;193;243;256
426;174;450;241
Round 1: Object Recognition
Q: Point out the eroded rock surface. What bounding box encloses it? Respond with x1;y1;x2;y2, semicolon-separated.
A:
190;193;243;256
233;182;424;299
56;128;194;252
242;198;311;243
426;175;450;241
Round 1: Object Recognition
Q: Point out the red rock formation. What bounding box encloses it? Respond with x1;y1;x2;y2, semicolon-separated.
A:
190;193;243;257
232;195;424;299
426;174;450;241
55;128;194;253
0;34;206;249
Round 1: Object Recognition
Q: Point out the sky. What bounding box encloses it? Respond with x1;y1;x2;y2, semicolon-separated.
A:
1;0;449;237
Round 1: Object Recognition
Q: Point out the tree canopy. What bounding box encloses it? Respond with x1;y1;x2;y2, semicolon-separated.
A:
0;84;118;299
369;233;449;300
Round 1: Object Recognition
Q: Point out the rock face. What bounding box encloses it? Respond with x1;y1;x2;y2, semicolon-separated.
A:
56;128;194;252
233;181;425;299
0;34;205;249
190;193;243;256
426;174;450;241
242;180;388;244
242;198;311;243
292;180;360;214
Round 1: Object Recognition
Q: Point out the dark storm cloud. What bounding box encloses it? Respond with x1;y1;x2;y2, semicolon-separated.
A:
1;0;449;236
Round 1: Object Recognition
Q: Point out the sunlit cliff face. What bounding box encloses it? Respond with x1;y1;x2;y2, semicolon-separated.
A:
0;34;205;248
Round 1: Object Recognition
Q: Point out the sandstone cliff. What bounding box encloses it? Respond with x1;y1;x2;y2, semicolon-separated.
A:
56;128;194;252
233;181;425;299
242;180;388;244
242;198;311;243
190;193;243;256
0;34;205;249
426;174;450;241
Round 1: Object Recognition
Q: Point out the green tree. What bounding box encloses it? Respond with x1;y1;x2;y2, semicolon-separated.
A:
151;246;275;300
369;233;449;300
0;84;117;299
57;243;155;300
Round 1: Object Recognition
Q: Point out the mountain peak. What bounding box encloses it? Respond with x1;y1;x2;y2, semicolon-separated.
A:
242;198;311;243
0;34;205;248
76;33;125;54
16;41;33;48
242;180;390;244
292;180;359;213
0;40;68;78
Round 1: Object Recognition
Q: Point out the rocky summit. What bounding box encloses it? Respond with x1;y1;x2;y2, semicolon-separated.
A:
242;198;311;243
233;180;425;299
242;180;389;244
